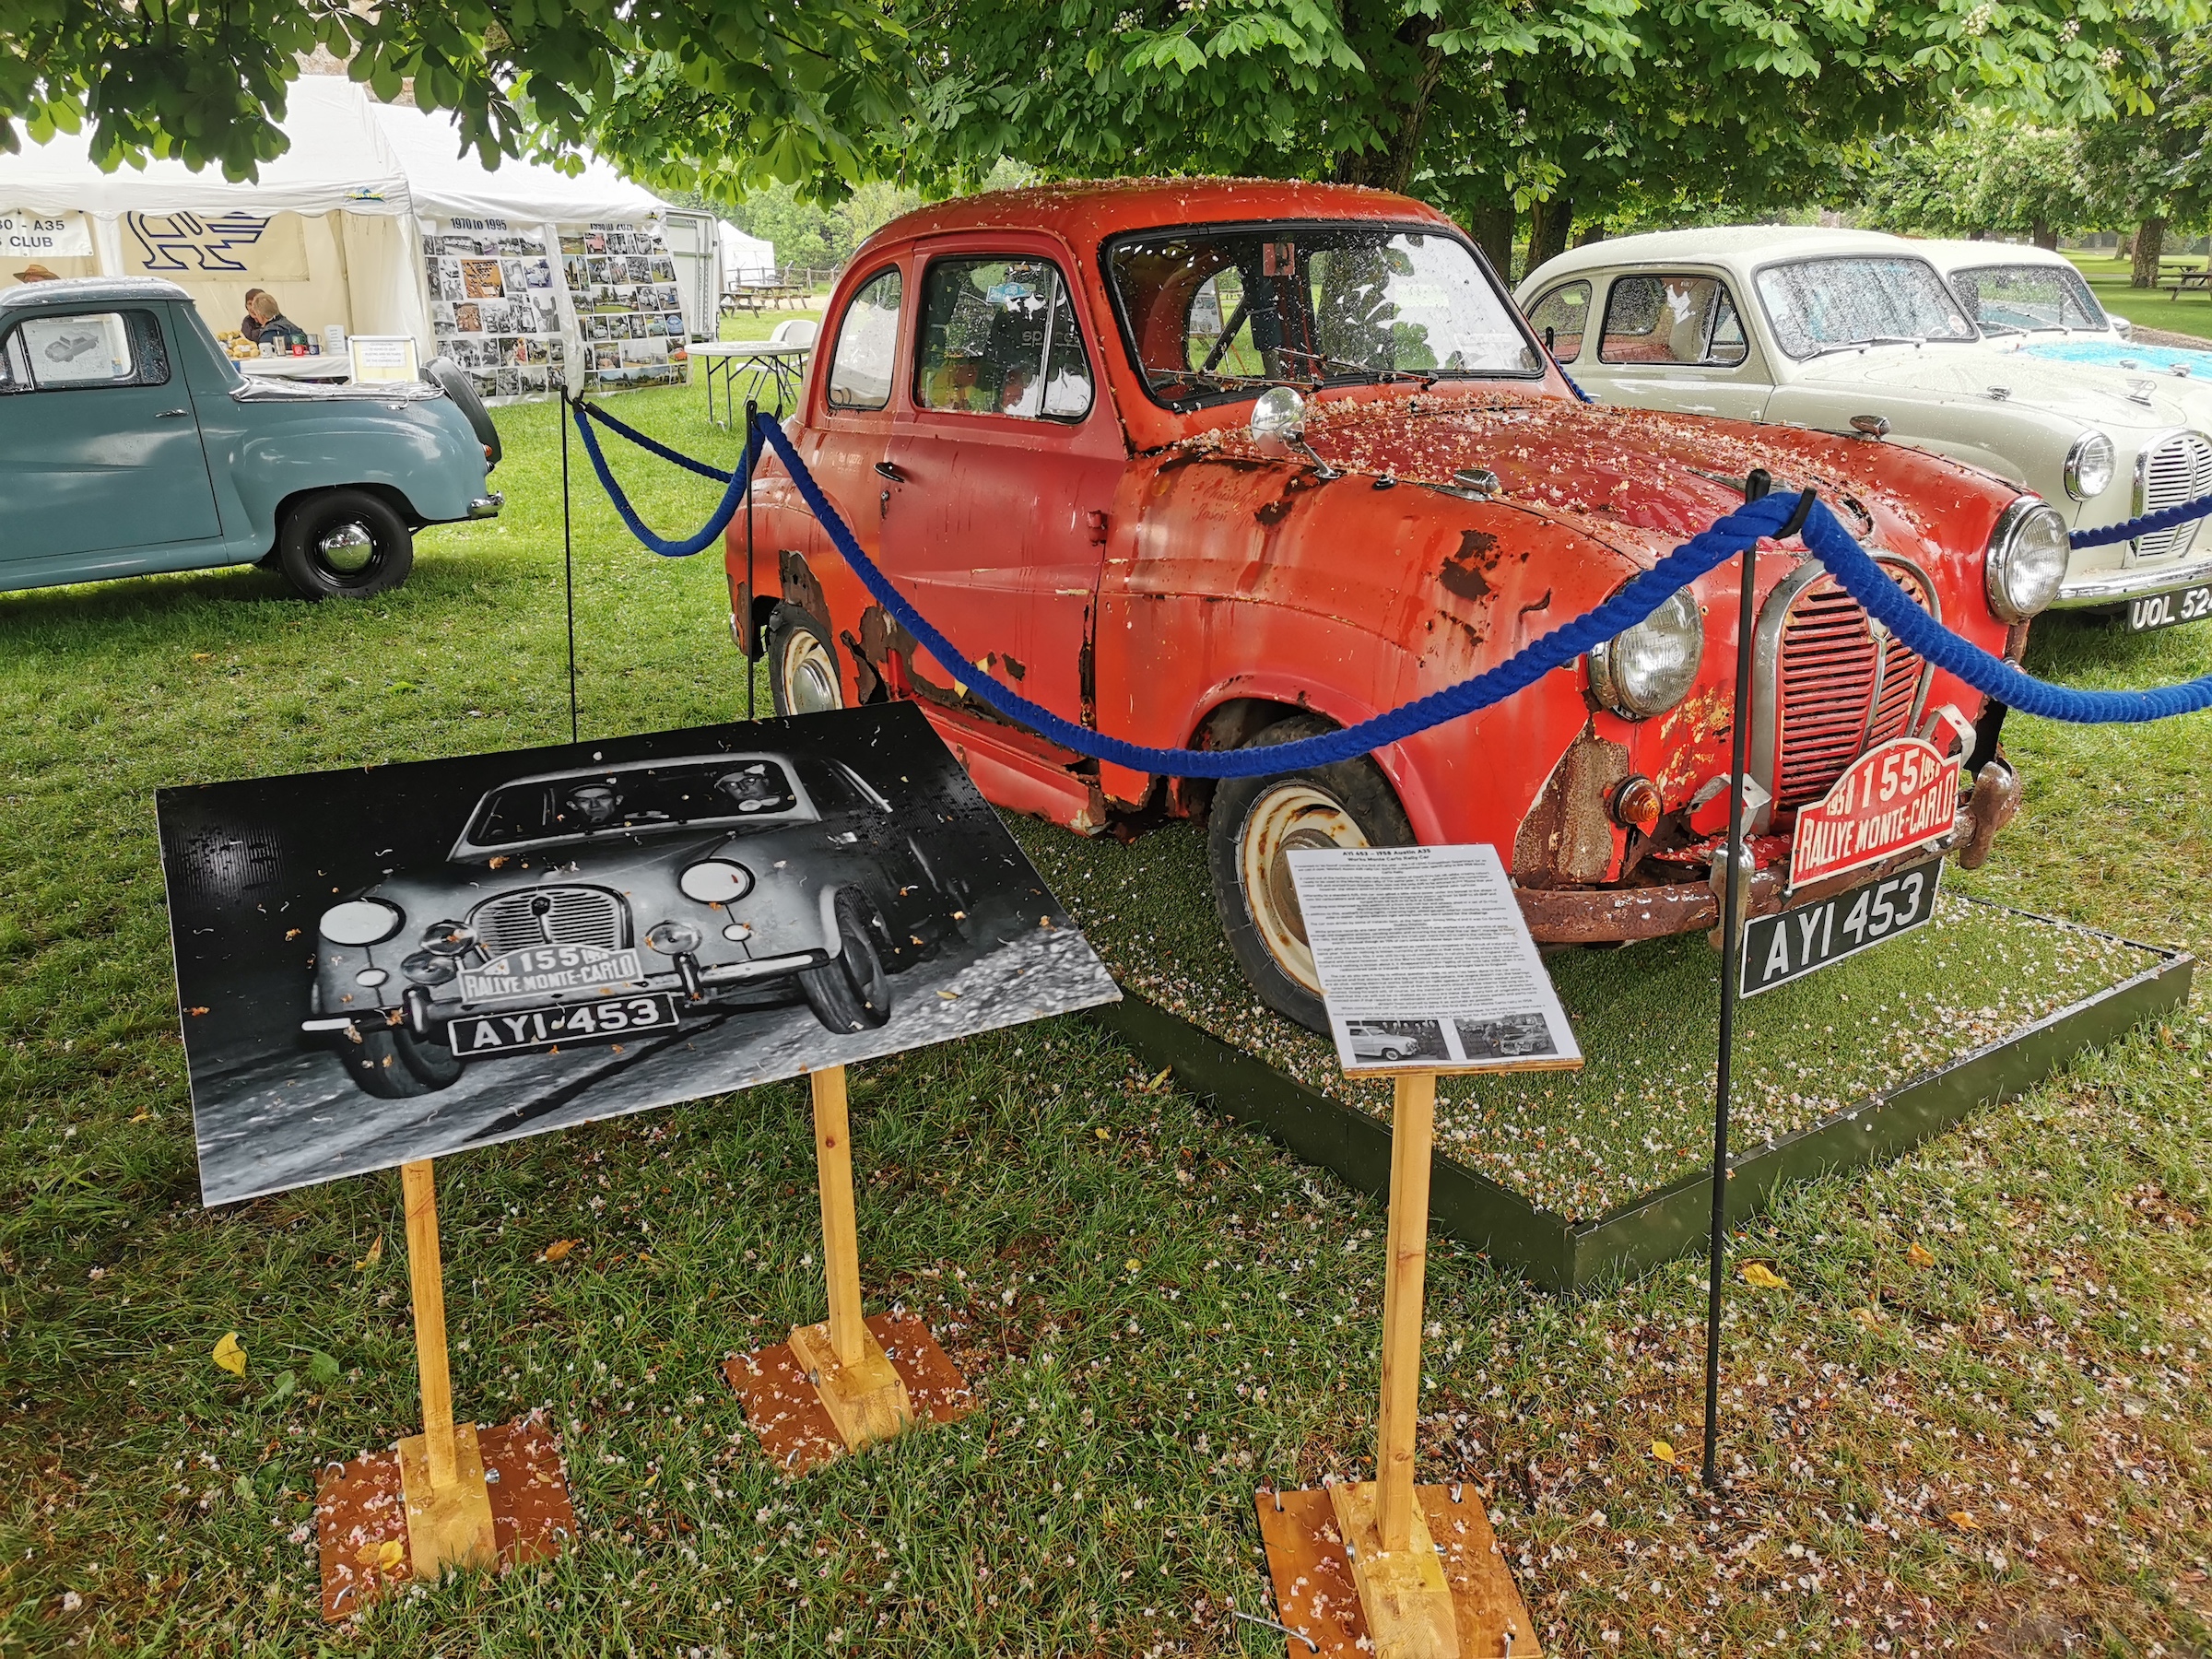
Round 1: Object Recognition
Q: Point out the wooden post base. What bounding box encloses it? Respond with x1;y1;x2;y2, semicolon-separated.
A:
1254;1485;1541;1658
397;1421;498;1582
315;1418;576;1620
1330;1479;1458;1659
788;1317;914;1452
726;1311;974;1474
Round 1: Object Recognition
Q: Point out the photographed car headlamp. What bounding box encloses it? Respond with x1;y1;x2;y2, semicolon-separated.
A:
678;859;754;904
1588;587;1703;719
2063;430;2114;501
645;919;703;955
401;950;457;986
320;898;404;946
419;920;476;956
1985;497;2070;622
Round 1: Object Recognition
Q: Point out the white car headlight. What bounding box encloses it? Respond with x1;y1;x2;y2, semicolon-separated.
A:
2064;431;2114;500
1985;497;2070;621
678;859;754;904
1589;587;1703;719
320;898;403;946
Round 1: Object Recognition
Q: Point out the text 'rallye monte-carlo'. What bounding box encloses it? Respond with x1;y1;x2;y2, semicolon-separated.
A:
302;752;967;1097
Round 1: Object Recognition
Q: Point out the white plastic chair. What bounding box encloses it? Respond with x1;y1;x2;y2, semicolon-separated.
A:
771;318;819;349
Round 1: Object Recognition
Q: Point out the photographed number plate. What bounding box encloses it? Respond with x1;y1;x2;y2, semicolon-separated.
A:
1740;857;1942;997
2127;585;2212;633
459;944;644;1004
448;994;681;1057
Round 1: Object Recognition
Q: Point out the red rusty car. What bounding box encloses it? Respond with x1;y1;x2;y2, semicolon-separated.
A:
725;180;2055;1030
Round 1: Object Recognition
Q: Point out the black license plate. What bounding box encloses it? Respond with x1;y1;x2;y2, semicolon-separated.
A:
2128;584;2212;632
448;994;681;1058
1740;857;1941;997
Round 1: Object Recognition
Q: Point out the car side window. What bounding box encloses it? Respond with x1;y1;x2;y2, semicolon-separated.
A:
4;310;171;391
915;256;1094;422
826;268;902;412
1599;276;1747;368
1525;280;1591;360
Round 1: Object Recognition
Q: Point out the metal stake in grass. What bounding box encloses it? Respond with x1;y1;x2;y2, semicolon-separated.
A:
559;386;579;745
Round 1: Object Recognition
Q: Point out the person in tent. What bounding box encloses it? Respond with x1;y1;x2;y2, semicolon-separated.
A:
245;290;310;352
239;288;268;343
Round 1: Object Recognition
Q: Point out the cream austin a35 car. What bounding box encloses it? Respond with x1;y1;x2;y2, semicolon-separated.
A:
1519;228;2212;628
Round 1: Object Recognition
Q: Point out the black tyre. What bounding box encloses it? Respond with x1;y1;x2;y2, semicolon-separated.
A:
345;1026;464;1098
798;887;893;1033
276;488;413;600
425;356;501;466
766;603;844;717
1206;714;1416;1034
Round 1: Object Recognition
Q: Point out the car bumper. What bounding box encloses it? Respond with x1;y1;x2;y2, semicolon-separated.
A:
1515;763;2020;944
2053;547;2212;608
467;492;504;519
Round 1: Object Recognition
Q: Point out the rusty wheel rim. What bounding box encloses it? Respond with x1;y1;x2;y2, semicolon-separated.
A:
1238;782;1368;995
781;629;842;714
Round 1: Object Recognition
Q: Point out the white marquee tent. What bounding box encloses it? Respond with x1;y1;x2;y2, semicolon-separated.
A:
0;77;714;395
720;222;778;285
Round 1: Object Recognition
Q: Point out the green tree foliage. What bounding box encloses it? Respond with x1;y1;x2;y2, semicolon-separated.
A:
1853;115;2088;246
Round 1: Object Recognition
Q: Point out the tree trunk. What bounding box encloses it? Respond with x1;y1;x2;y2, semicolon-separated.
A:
1465;199;1517;284
1332;31;1446;196
1968;228;1987;241
1525;196;1574;276
2132;218;2166;288
2032;220;2058;251
1574;223;1606;247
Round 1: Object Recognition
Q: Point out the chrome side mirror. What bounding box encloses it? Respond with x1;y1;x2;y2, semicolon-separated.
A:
1250;385;1306;441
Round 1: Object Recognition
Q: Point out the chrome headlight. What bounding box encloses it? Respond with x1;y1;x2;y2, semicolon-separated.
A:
320;898;403;946
1985;497;2070;621
2063;431;2114;501
419;920;476;957
1589;587;1703;719
401;950;457;986
678;859;754;904
645;919;704;955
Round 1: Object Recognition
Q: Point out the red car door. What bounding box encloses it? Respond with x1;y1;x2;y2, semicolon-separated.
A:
878;240;1124;745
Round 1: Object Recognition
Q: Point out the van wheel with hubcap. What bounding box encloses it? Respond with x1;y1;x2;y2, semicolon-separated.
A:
277;489;413;600
798;887;893;1032
1206;714;1416;1034
346;1026;463;1098
766;604;844;716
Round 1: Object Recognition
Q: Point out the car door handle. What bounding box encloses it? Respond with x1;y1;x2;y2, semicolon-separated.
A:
155;407;192;418
874;461;904;482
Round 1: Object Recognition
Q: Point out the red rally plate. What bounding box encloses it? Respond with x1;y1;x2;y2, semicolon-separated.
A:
1788;735;1955;888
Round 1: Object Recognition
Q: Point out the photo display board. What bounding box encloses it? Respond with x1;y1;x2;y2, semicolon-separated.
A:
1288;843;1583;1073
158;705;1121;1206
560;221;688;393
422;217;569;401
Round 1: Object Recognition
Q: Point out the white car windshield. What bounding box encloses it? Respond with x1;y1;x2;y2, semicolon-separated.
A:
1946;263;2107;335
466;760;809;846
1106;223;1540;407
1754;257;1978;359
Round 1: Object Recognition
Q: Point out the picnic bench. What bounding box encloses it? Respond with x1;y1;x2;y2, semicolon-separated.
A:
2157;259;2210;300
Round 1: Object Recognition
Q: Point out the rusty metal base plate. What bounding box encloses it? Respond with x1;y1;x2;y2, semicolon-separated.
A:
724;1311;973;1475
315;1418;577;1621
1254;1485;1541;1658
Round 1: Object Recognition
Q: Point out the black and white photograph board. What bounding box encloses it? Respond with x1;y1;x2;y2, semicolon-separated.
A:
1287;843;1583;1074
159;706;1121;1206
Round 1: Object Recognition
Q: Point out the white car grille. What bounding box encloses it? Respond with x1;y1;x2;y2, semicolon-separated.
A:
2135;431;2212;561
469;887;627;955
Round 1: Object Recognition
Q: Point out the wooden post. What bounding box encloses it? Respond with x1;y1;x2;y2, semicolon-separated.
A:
1374;1071;1436;1552
402;1160;457;1490
785;1065;914;1451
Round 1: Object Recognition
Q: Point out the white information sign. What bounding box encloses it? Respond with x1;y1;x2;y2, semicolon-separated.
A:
1288;843;1583;1075
348;335;419;383
2;210;91;260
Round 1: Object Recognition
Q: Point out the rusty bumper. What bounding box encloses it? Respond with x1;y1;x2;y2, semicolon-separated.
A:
1517;760;2022;945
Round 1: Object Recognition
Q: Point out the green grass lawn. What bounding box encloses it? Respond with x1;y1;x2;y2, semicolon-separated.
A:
3;386;2210;1657
2062;252;2212;345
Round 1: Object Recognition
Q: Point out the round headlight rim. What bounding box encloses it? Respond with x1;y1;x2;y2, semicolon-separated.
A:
1985;494;2071;623
2063;430;2115;501
418;919;477;958
319;897;405;947
677;858;755;906
1588;585;1705;721
645;918;706;956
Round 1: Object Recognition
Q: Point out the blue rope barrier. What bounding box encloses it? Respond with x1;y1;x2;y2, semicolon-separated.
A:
1557;366;1595;405
582;398;736;483
569;397;756;557
2069;490;2212;549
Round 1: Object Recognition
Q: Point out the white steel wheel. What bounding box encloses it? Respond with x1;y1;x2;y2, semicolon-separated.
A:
766;604;844;717
1234;780;1371;996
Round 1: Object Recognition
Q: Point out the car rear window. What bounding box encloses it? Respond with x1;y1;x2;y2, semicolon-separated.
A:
1;309;170;391
827;268;902;412
914;256;1094;421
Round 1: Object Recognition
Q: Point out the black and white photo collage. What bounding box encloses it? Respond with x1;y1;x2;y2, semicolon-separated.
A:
559;221;688;393
422;220;569;402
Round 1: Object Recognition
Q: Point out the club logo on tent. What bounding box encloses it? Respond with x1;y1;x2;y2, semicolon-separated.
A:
126;210;277;273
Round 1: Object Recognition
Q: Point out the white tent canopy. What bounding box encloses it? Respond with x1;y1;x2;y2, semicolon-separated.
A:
720;222;777;284
371;100;667;225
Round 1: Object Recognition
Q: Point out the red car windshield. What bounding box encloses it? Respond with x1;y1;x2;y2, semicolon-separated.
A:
1105;222;1540;407
465;760;806;847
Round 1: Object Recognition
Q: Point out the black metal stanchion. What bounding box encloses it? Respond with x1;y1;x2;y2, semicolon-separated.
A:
745;396;759;723
1701;520;1761;1492
560;388;580;745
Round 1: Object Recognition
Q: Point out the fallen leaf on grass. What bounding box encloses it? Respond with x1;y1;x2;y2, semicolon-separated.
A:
212;1332;247;1376
1948;1511;1978;1531
1124;1258;1141;1274
1741;1262;1788;1290
540;1239;578;1264
129;1110;157;1124
355;1235;382;1271
1650;1441;1677;1465
1908;1241;1936;1268
354;1537;407;1573
1145;1065;1172;1093
1096;1127;1112;1141
192;653;213;662
1852;1307;1881;1329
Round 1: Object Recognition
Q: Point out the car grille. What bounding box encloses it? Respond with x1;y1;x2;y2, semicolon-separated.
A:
469;887;627;956
1771;566;1934;814
2135;431;2212;561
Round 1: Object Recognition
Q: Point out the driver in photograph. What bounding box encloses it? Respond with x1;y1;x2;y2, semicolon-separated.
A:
300;751;970;1097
